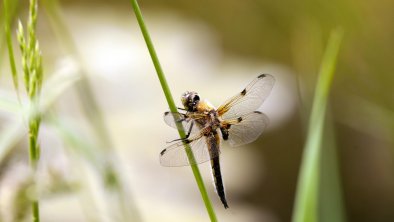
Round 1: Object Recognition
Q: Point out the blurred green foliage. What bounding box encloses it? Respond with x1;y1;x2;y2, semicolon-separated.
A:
141;0;394;112
136;0;394;221
0;0;393;221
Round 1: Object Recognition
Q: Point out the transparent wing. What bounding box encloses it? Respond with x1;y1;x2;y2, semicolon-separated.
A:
225;111;269;147
217;74;275;120
159;133;220;167
163;111;200;134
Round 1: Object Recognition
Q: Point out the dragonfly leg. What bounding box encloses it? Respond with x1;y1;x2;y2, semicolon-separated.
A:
185;121;194;138
166;121;194;143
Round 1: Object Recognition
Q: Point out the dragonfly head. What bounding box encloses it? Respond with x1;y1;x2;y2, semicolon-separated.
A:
181;91;200;112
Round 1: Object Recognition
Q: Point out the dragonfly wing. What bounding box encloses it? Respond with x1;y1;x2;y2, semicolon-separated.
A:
217;74;275;120
160;133;220;167
225;111;269;147
163;111;200;134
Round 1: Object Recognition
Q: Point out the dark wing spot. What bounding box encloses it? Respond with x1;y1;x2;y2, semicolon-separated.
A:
182;139;191;144
221;128;229;140
258;73;267;78
237;117;243;122
164;111;169;115
254;111;262;114
241;89;247;95
160;149;167;156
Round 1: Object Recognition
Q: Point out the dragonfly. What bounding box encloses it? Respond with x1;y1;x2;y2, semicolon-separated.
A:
160;74;275;209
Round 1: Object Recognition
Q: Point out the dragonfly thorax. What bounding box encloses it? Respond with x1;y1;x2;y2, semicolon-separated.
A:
195;108;222;134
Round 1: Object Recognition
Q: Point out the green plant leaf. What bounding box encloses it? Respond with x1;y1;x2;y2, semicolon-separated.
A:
292;28;344;222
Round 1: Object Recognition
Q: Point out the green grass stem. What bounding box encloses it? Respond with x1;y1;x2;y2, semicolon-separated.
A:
0;0;19;74
292;28;343;222
4;0;19;98
14;0;43;221
320;111;346;222
41;1;143;221
129;0;217;221
41;0;113;158
41;0;112;150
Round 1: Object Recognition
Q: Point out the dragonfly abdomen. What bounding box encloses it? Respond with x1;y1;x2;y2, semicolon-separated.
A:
207;132;229;209
211;155;229;209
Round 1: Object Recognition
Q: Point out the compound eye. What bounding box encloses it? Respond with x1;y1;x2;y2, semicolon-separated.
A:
193;95;200;102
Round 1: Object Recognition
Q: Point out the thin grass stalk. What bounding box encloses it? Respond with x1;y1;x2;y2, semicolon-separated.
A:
129;0;217;221
292;28;343;222
0;0;20;74
15;0;43;221
41;0;113;150
320;111;346;222
4;0;19;98
41;0;142;221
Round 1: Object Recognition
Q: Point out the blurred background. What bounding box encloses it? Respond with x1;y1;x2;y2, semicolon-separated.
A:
0;0;393;221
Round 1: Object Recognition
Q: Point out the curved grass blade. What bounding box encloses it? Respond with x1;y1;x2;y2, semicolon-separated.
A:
41;1;143;220
320;111;346;222
4;0;20;99
1;0;20;70
292;28;344;222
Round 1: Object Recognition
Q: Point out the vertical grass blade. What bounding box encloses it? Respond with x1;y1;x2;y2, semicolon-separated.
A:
320;112;346;222
0;0;19;73
129;1;217;221
41;0;112;151
4;0;19;97
41;0;143;221
292;28;344;222
14;0;43;220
